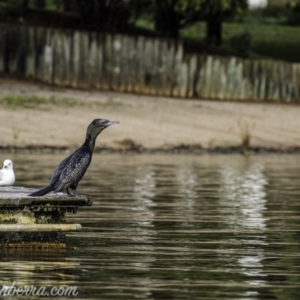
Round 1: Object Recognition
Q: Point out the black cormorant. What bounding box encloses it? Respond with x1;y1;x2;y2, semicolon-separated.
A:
29;118;118;197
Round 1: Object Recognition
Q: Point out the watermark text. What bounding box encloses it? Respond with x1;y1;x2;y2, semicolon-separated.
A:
0;282;78;297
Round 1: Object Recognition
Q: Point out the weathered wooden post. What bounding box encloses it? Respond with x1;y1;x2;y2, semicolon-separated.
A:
0;186;92;248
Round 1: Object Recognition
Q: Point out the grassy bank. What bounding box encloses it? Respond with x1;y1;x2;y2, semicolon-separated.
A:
136;19;300;62
182;22;300;62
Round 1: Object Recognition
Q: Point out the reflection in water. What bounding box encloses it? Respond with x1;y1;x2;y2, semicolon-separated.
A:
1;154;300;300
219;162;267;230
219;161;268;299
238;251;266;278
133;167;156;207
132;165;156;230
128;166;157;296
0;249;80;287
177;166;198;204
132;166;156;252
176;165;198;225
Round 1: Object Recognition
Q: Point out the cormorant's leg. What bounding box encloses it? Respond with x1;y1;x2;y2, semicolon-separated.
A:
67;187;78;197
67;188;74;196
69;184;79;197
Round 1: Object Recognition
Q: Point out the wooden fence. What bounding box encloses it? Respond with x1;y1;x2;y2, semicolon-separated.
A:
0;24;299;102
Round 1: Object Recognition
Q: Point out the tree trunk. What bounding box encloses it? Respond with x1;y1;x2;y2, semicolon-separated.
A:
21;0;29;9
31;0;46;8
62;0;72;12
206;18;222;45
154;7;179;38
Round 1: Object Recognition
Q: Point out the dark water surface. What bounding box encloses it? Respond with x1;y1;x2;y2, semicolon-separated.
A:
1;153;300;300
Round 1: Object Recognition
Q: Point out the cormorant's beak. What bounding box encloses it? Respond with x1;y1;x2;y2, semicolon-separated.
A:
105;120;119;127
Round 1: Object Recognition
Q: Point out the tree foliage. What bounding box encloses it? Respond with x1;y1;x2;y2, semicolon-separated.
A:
63;0;151;32
0;0;26;16
0;0;149;32
288;0;300;10
0;0;248;41
286;0;300;25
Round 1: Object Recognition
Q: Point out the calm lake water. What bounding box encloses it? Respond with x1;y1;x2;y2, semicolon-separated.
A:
1;153;300;300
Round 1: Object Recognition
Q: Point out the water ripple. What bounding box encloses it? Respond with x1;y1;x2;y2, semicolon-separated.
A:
2;154;300;300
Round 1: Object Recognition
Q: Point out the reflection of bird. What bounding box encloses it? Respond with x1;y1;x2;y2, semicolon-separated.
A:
0;159;15;186
29;119;119;197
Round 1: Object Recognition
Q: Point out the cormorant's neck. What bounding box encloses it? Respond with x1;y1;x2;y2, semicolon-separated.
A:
83;133;97;152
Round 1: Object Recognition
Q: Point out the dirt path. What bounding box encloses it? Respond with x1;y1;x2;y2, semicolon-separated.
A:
0;78;300;151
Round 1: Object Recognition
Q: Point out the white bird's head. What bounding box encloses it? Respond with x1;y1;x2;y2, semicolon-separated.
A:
3;159;13;170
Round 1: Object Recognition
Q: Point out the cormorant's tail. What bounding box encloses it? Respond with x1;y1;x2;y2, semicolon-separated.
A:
29;185;53;196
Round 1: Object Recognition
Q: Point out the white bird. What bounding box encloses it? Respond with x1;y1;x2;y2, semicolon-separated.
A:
0;159;15;186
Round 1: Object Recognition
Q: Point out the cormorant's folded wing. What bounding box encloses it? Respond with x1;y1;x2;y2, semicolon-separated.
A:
53;150;91;192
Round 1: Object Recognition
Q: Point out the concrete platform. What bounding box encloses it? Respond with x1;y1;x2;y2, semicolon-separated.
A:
0;186;92;248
